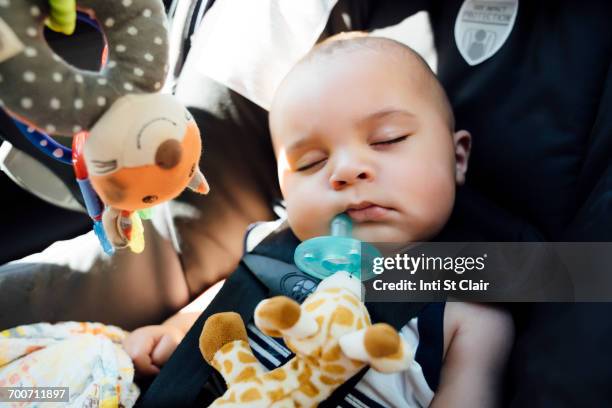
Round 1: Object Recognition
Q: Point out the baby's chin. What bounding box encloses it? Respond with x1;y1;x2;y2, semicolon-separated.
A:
291;218;435;245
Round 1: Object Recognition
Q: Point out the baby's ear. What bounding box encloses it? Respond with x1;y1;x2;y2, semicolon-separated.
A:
453;130;471;185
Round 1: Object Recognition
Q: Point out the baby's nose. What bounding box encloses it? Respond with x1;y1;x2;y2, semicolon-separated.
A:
155;139;182;169
329;163;373;190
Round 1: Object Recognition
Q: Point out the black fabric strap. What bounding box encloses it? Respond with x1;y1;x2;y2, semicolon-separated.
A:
137;264;268;408
415;302;446;392
139;225;431;407
246;226;430;407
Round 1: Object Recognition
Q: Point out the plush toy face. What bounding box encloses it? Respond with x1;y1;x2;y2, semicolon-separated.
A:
89;120;204;210
84;93;209;211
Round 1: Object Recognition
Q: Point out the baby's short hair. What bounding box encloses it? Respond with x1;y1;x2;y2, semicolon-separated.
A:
290;32;455;130
310;31;427;65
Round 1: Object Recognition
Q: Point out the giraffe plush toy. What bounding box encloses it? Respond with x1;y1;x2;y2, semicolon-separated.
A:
199;272;413;407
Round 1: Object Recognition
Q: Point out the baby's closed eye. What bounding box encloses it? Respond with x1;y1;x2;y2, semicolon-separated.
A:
295;151;328;172
370;135;409;148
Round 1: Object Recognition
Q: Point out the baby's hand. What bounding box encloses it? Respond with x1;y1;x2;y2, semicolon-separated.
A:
123;325;184;376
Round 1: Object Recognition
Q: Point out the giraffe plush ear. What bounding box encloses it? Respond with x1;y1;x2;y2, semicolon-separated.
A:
339;323;413;373
200;312;248;364
255;296;319;339
188;167;210;194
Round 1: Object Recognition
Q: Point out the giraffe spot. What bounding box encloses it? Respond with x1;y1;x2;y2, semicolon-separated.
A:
234;366;257;382
290;358;300;370
322;344;342;361
351;358;365;368
265;369;287;381
305;355;319;368
217;391;237;404
315;316;325;329
238;351;257;364
297;364;312;384
334;306;355;326
320;375;344;386
240;388;262;402
267;388;285;401
220;342;234;354
323;287;342;294
304;298;326;312
342;294;360;306
223;360;233;373
299;381;319;398
357;318;364;330
322;364;346;375
285;339;296;353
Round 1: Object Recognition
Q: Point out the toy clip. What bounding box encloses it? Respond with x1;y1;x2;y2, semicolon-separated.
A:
72;131;114;255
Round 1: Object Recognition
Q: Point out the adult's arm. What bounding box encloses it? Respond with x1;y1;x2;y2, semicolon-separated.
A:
0;73;280;331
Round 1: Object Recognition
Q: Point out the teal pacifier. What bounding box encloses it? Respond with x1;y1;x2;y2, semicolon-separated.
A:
294;214;381;280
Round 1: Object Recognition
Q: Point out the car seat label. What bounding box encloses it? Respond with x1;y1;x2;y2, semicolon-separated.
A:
454;0;519;66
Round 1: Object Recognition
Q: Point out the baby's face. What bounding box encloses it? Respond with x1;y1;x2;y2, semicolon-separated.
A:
270;49;466;243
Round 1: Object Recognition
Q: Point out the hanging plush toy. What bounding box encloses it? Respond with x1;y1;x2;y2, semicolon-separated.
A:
199;271;413;407
0;0;209;253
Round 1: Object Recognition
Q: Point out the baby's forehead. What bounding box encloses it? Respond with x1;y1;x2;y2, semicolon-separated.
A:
275;39;436;107
270;39;452;141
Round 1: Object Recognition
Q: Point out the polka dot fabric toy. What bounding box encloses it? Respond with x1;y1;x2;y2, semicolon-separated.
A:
0;0;209;253
0;0;168;135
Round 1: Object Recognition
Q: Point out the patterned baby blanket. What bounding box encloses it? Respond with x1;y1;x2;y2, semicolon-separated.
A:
0;322;139;407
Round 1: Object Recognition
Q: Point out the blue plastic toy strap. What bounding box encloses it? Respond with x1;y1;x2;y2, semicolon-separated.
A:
12;120;72;164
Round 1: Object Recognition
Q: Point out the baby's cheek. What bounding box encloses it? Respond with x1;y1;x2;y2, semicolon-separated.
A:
421;173;455;236
285;195;330;241
404;162;456;239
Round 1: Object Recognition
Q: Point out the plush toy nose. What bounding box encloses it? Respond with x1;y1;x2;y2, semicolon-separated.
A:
155;139;182;169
